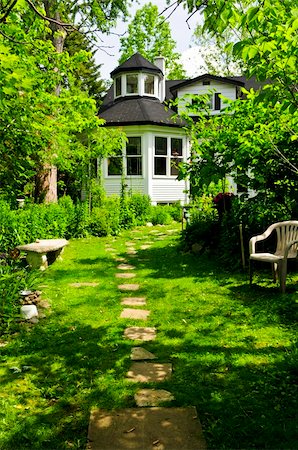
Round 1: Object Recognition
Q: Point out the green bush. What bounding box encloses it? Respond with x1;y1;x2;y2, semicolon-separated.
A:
150;205;172;225
218;194;292;268
182;196;218;252
128;194;152;225
89;197;121;236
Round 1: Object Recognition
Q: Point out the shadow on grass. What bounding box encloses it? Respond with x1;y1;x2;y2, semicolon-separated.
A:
1;322;135;450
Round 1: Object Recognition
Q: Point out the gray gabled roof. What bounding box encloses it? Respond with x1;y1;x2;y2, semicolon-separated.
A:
111;53;162;78
99;96;184;128
169;73;245;93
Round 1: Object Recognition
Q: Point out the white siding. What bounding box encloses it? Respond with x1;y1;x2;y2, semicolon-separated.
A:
151;178;188;204
177;80;237;116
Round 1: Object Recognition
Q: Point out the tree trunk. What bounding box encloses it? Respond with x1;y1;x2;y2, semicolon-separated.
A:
37;5;67;203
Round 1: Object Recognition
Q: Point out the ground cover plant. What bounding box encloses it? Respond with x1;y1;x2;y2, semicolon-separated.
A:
0;223;297;449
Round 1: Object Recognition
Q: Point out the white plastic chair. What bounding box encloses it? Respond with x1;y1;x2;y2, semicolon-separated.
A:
249;221;298;293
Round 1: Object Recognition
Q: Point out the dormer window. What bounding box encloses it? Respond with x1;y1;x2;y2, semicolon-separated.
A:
144;74;155;95
126;74;138;94
115;76;122;96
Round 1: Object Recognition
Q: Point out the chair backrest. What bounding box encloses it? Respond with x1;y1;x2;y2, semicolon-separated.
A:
274;221;298;258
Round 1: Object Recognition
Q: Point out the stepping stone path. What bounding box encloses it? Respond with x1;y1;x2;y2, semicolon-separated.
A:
118;284;140;291
120;308;150;320
121;297;147;306
126;362;172;383
134;389;174;407
124;326;156;341
115;273;136;279
117;263;136;270
88;231;207;449
130;347;156;360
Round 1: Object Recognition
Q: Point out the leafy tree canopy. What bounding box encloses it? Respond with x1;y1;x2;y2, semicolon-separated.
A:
174;0;297;213
119;2;186;80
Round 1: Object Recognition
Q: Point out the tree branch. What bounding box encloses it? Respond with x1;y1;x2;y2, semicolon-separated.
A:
0;0;18;23
25;0;75;29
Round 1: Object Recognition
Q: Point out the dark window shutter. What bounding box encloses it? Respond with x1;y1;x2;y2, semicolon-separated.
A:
214;93;221;110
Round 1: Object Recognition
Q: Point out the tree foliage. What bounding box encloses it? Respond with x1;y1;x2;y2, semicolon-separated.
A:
176;0;298;214
119;2;186;80
0;3;125;202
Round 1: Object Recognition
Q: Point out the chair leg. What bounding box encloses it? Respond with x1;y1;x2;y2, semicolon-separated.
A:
279;261;287;294
272;262;278;282
249;259;253;286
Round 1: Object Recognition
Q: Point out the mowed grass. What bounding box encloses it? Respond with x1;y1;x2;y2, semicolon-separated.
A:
0;223;297;449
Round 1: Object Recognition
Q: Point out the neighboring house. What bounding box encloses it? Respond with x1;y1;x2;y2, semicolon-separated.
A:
99;53;260;204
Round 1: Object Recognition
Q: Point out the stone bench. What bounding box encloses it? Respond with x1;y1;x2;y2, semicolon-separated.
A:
17;239;68;270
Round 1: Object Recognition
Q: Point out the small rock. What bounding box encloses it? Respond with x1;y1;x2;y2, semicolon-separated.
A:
28;317;39;324
38;300;51;309
20;304;38;319
146;222;153;227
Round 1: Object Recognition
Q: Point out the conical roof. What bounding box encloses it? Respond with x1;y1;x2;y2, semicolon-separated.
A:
111;53;162;77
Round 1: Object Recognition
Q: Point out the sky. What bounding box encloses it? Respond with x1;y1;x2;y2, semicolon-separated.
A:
94;0;203;80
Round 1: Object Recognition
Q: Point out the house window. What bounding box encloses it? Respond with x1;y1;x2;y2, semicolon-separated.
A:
115;76;122;97
108;149;123;176
107;137;142;176
126;137;142;175
144;74;155;95
154;136;183;176
214;92;221;110
170;138;183;175
126;74;138;94
154;137;167;175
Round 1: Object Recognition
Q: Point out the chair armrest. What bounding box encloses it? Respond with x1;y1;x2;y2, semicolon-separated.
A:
284;239;298;259
249;224;276;255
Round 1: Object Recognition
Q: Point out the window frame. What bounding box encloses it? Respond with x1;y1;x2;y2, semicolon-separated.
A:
153;136;184;178
107;136;143;177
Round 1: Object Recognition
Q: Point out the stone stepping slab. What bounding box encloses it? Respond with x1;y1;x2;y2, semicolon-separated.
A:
126;249;137;255
115;257;127;262
115;273;136;279
126;362;172;383
131;347;156;360
117;264;136;270
124;327;156;341
125;242;135;246
69;282;99;287
118;284;140;291
87;406;206;450
140;245;151;250
134;389;174;407
121;297;146;306
120;308;150;320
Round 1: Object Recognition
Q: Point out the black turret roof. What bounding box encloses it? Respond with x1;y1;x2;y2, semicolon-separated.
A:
111;53;162;77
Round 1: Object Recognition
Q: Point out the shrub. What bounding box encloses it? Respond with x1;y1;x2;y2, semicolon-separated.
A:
182;196;218;252
89;197;121;236
150;205;172;225
128;194;152;225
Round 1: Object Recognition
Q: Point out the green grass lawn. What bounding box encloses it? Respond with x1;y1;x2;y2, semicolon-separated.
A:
0;224;297;449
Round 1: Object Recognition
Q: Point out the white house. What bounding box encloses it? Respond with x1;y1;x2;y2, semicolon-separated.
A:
99;53;258;204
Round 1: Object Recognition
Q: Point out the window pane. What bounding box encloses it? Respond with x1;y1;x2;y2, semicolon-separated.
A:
115;77;121;96
108;157;122;175
126;75;138;94
170;158;182;176
154;157;167;175
127;157;142;175
171;138;182;156
144;74;154;95
126;137;141;155
155;137;167;155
